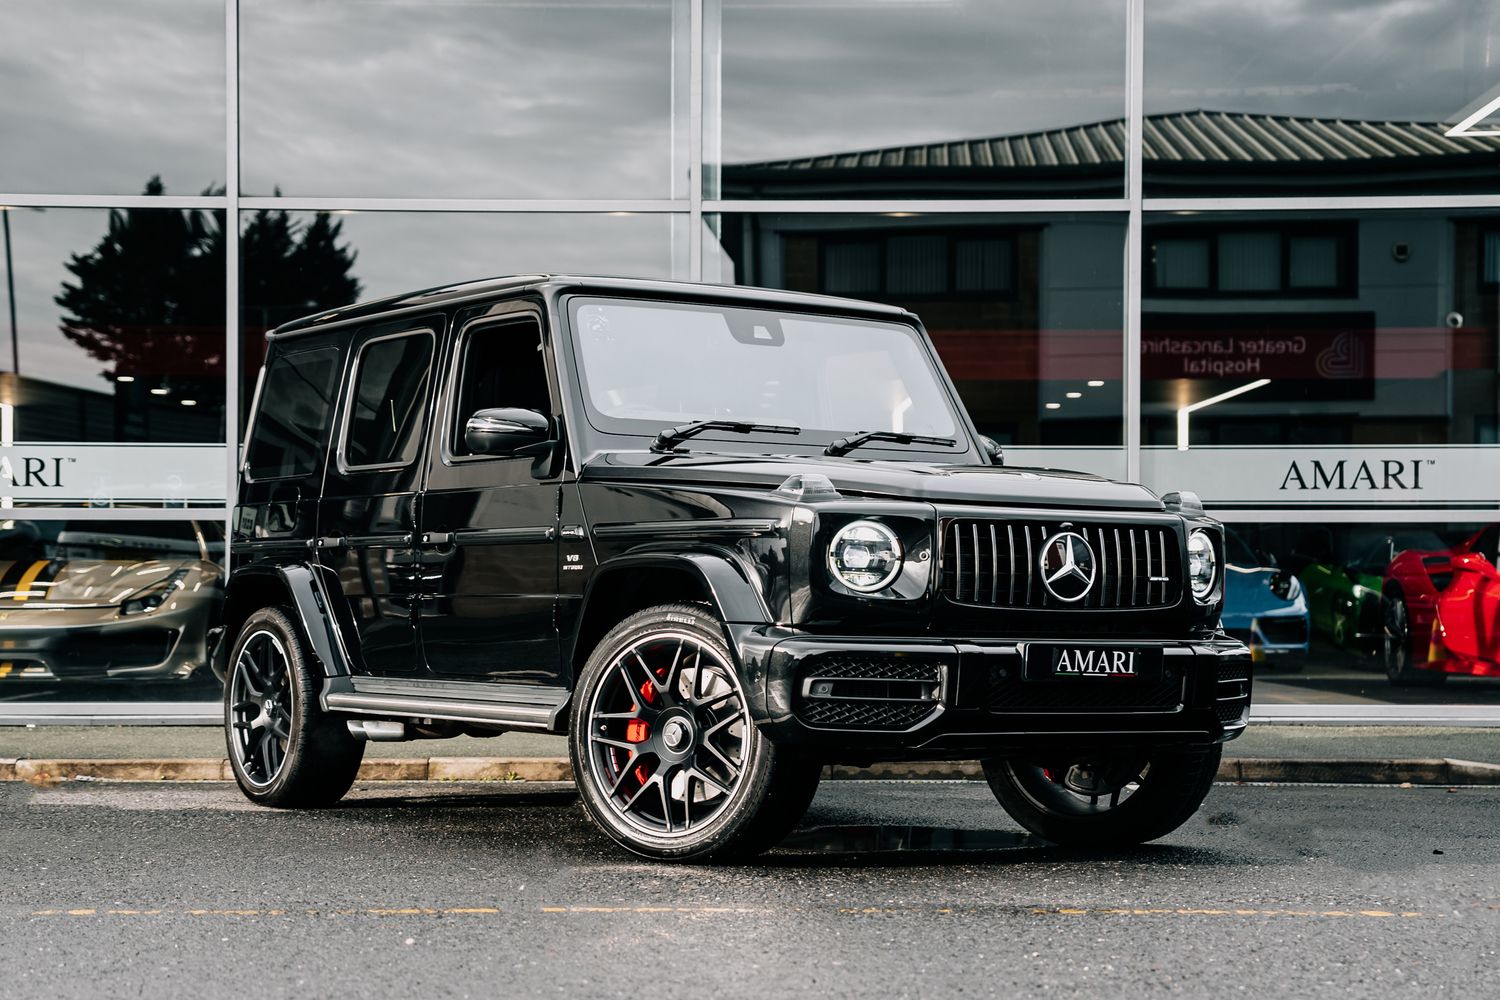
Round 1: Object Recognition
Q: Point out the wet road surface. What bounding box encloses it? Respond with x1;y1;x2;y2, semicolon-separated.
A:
1;779;1495;998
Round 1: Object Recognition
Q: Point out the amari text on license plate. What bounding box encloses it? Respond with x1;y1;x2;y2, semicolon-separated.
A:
1024;645;1163;681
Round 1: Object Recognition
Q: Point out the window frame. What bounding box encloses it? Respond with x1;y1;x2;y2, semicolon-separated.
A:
334;327;438;476
439;308;555;468
815;227;1022;302
1145;221;1358;299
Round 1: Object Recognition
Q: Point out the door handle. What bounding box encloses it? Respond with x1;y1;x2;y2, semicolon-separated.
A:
419;531;455;548
312;535;348;551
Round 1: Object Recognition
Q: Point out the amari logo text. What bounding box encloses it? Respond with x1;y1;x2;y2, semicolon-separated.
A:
1055;649;1138;677
1280;458;1426;491
0;456;67;488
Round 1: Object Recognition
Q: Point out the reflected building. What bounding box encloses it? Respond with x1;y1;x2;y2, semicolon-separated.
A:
2;0;1499;711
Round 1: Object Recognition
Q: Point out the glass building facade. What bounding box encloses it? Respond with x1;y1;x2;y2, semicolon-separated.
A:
2;0;1499;722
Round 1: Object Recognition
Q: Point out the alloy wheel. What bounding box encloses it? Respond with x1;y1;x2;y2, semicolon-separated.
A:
585;632;749;838
228;629;295;787
1383;597;1409;674
1008;758;1152;816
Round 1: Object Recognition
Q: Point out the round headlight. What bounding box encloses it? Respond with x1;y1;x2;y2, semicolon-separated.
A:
1187;528;1218;601
827;520;903;593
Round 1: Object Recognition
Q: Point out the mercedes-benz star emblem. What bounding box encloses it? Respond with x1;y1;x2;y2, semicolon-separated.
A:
1039;531;1096;603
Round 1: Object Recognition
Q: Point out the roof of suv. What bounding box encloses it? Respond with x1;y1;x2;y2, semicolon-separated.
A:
270;274;914;338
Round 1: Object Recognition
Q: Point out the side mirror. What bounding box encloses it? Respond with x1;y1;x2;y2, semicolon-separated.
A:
464;408;550;456
979;435;1004;466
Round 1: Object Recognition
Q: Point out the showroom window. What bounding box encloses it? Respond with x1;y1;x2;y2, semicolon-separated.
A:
1142;210;1500;454
240;0;688;199
1144;0;1500;196
708;0;1128;200
0;0;225;195
1;0;1497;722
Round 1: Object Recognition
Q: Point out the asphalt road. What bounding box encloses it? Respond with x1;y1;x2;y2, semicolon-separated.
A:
1;779;1494;999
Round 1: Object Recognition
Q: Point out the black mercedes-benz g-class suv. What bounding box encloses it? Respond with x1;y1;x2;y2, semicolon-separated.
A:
220;274;1249;860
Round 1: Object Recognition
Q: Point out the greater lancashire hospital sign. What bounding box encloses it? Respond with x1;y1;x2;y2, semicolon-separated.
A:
0;444;226;505
1142;326;1372;382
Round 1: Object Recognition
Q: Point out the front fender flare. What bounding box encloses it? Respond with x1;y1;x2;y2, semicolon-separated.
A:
584;549;774;626
224;562;355;677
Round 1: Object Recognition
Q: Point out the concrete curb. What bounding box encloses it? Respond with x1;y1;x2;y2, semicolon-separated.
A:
4;756;1499;786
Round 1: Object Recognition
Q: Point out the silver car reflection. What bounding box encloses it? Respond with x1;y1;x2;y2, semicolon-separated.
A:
0;520;222;682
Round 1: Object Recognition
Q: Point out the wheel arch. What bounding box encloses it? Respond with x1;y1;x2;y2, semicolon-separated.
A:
222;563;356;678
568;552;771;688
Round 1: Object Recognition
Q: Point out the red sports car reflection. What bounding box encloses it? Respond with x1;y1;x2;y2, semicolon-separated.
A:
1425;553;1500;678
1382;526;1500;686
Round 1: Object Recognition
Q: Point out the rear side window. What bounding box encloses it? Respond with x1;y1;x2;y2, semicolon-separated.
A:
343;332;434;470
246;346;339;480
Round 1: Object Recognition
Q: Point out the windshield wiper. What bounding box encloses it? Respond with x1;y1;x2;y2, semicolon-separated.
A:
650;420;801;453
824;430;956;457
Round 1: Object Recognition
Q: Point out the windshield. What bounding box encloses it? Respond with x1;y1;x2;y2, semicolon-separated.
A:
569;297;962;450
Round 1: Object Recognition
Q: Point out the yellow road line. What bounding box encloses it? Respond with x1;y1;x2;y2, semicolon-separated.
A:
21;903;1446;921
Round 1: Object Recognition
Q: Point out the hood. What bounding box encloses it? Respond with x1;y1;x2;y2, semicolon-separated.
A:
580;452;1164;511
0;558;194;609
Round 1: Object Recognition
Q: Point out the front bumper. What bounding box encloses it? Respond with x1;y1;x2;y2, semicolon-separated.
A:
734;627;1251;761
0;606;209;681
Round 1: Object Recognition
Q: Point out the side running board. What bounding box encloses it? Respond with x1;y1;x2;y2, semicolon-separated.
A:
321;676;570;732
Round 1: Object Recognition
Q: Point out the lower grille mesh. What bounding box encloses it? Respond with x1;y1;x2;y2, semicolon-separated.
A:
794;653;944;731
798;699;938;730
1215;658;1252;726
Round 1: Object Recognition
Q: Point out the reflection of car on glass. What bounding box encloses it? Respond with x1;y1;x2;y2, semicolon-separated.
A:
1293;527;1443;656
0;519;223;681
1221;529;1307;669
219;274;1248;862
1383;526;1500;686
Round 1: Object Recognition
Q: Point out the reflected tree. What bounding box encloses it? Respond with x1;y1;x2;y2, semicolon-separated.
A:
239;199;361;340
55;177;360;439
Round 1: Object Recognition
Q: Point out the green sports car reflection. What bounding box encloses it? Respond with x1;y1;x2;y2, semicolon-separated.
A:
1293;528;1444;654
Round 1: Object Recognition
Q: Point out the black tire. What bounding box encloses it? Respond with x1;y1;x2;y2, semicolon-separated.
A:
1383;591;1446;687
569;602;821;861
224;606;365;808
981;745;1222;848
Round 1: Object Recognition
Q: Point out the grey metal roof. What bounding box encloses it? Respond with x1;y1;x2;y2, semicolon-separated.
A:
729;110;1500;173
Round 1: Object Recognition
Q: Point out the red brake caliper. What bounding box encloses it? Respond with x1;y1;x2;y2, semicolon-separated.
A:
626;697;652;787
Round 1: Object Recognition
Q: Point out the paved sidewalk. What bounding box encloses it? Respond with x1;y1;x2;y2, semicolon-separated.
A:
1;724;1495;767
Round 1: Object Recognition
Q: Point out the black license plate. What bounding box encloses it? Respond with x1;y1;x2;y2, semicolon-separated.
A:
1024;645;1163;681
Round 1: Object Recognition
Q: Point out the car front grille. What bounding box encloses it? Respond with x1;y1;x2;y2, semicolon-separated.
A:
794;653;945;731
940;519;1182;610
